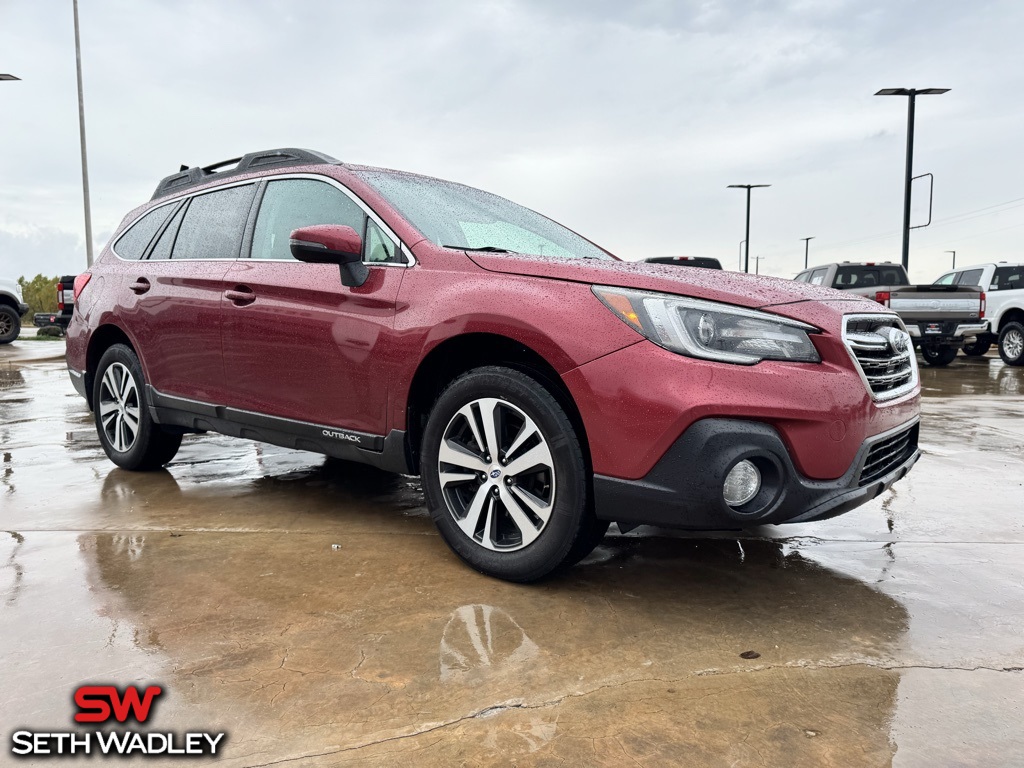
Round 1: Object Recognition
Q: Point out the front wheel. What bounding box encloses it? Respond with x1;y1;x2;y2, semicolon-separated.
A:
920;344;958;367
0;305;21;345
998;322;1024;366
420;366;602;582
93;344;182;470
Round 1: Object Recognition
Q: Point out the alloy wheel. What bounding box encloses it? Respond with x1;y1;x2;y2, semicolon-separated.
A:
98;362;141;452
1003;329;1024;360
0;314;13;336
437;397;556;551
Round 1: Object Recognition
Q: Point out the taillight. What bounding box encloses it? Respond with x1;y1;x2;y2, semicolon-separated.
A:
73;273;92;301
874;290;890;307
57;281;65;310
980;291;986;320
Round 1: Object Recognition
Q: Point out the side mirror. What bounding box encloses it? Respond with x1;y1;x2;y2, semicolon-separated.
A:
290;225;368;288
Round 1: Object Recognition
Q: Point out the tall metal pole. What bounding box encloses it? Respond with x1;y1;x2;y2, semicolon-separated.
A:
743;187;751;274
945;250;956;269
801;236;815;269
900;92;916;271
738;240;745;271
73;0;94;267
754;256;764;275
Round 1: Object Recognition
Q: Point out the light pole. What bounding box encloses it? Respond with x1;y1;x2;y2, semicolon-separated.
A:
73;0;94;267
945;250;956;269
728;184;771;273
754;256;765;275
875;87;949;271
800;236;815;269
738;240;746;271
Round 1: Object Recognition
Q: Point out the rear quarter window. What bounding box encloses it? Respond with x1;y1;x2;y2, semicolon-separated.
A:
171;184;256;260
112;204;174;260
991;266;1024;291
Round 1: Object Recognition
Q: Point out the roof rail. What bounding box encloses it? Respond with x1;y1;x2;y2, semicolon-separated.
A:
151;148;339;200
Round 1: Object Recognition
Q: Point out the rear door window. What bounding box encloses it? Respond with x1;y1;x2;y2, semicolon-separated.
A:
991;266;1024;291
955;269;984;287
809;268;828;286
113;204;174;260
251;179;368;261
171;184;256;260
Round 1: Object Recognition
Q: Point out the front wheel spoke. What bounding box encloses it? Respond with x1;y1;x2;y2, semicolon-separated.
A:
439;470;478;488
121;409;139;436
113;414;125;451
455;404;486;455
123;403;141;420
504;442;553;477
99;400;119;418
498;486;541;546
457;485;490;541
439;440;488;472
478;398;502;461
102;368;120;401
507;483;552;524
120;371;135;401
101;411;117;431
504;420;538;463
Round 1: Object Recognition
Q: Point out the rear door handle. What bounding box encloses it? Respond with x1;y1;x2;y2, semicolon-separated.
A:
224;287;256;305
129;278;151;294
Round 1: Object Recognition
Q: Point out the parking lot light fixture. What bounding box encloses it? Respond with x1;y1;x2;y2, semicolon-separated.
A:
875;87;950;271
0;74;21;81
728;184;771;273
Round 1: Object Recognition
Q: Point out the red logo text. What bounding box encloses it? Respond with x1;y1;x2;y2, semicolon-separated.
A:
73;685;163;724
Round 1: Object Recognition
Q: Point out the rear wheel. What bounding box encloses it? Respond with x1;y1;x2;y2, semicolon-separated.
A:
420;366;603;582
998;322;1024;366
93;344;182;470
920;344;958;367
962;339;991;357
0;305;20;345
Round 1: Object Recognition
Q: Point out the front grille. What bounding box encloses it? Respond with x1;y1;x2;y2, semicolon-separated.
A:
843;315;918;400
859;423;918;485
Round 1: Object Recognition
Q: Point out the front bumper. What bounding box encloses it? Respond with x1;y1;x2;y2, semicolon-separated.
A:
593;417;919;530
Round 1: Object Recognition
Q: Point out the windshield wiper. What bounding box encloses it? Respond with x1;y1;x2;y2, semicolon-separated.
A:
442;245;517;254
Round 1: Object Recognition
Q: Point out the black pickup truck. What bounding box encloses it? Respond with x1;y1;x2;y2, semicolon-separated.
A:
32;276;77;333
794;262;986;366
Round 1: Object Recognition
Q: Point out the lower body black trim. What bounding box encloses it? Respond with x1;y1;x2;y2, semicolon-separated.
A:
145;386;412;474
593;417;919;530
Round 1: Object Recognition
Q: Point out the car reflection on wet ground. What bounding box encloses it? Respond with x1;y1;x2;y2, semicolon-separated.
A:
1;341;1022;766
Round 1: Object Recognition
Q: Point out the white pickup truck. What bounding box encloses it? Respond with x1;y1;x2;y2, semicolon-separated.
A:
934;262;1024;365
0;276;30;345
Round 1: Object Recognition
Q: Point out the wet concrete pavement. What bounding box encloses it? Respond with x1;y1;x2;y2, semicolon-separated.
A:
1;339;1022;766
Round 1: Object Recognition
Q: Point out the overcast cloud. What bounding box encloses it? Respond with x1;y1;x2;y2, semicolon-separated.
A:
2;0;1023;281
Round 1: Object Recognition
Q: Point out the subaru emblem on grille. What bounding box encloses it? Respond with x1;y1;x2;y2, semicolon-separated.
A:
879;326;909;354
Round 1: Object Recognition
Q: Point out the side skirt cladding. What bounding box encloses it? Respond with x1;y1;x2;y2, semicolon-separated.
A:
146;387;412;474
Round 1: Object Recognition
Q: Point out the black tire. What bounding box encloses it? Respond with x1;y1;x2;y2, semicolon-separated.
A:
920;344;958;367
0;305;20;345
420;366;602;582
962;339;991;357
93;344;182;470
998;322;1024;366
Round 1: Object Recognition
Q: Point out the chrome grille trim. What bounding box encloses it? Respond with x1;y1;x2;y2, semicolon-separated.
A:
842;314;919;402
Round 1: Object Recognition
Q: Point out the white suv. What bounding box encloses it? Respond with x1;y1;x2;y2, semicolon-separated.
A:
935;262;1024;365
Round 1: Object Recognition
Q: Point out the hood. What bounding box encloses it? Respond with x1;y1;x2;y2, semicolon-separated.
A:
467;253;868;310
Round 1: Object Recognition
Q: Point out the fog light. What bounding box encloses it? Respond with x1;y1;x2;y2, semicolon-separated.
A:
723;460;761;507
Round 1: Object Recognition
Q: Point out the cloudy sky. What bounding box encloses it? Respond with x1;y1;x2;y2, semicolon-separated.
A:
2;0;1023;282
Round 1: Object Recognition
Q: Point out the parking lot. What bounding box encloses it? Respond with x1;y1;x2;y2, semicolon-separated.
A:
1;338;1022;766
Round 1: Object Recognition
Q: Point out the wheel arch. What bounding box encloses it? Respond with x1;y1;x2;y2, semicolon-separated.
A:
404;332;590;475
84;324;138;409
997;307;1024;332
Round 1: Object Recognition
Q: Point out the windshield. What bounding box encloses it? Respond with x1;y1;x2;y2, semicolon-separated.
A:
355;170;614;261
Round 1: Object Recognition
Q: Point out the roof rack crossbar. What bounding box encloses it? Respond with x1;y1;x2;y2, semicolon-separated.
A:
151;147;339;200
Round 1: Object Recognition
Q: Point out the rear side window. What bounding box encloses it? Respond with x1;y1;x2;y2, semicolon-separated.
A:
148;203;187;261
934;272;955;285
992;266;1024;291
171;184;256;260
808;268;828;286
251;179;367;261
794;271;809;282
955;268;984;287
113;204;173;260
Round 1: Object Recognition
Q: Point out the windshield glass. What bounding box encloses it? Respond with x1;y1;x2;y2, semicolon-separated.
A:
355;170;614;260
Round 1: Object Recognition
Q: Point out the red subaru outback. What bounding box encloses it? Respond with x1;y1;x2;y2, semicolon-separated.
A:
66;148;921;581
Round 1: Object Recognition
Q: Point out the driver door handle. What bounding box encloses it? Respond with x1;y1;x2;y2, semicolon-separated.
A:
225;286;256;306
129;278;151;294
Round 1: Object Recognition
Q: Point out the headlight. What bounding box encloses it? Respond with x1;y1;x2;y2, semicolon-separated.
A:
593;286;821;365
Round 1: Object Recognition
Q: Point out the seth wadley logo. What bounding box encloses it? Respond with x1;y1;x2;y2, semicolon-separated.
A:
10;685;226;758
